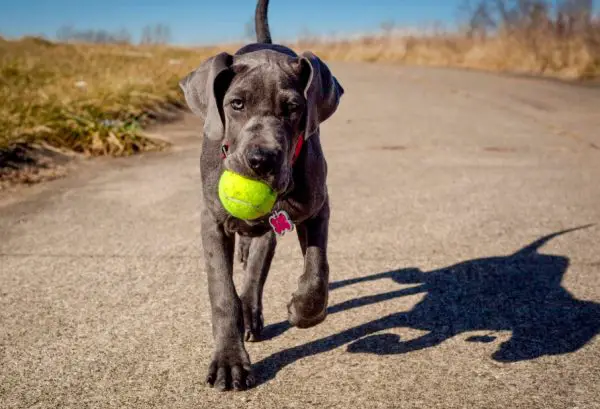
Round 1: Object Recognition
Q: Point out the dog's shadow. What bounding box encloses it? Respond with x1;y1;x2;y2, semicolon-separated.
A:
254;225;600;385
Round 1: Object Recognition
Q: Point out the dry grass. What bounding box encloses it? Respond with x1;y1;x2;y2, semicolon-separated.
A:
0;37;235;155
1;22;598;163
293;26;600;80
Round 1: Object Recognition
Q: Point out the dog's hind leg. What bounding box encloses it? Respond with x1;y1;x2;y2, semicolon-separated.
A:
288;200;330;328
240;231;277;341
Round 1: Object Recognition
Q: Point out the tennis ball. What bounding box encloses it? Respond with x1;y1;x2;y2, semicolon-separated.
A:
218;170;277;220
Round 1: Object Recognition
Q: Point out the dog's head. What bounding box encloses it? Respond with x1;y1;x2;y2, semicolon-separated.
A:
179;48;343;193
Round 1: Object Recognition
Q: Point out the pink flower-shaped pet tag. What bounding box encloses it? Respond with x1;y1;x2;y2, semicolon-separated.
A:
269;210;294;236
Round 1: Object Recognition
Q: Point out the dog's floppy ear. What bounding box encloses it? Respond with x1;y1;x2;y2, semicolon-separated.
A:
179;52;233;140
300;51;344;138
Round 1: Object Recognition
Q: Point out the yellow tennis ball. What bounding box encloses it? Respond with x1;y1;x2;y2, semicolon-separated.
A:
218;170;277;220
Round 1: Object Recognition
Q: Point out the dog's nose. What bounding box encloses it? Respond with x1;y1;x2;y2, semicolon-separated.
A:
246;147;278;175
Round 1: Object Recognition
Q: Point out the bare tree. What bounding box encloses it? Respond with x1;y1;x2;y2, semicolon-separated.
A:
459;0;496;37
140;24;171;45
380;20;395;35
487;0;550;30
559;0;593;17
56;25;132;44
558;0;593;33
56;25;74;42
115;28;132;44
459;0;559;34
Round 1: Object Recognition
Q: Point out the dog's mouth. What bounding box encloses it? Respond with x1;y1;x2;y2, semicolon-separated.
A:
223;156;291;195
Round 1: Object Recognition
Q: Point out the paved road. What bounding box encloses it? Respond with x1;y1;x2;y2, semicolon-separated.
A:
2;63;600;409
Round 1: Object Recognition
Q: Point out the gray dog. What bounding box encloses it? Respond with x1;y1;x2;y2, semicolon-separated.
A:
179;0;344;391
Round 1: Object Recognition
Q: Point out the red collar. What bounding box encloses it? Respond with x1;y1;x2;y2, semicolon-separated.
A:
291;134;304;165
221;134;305;166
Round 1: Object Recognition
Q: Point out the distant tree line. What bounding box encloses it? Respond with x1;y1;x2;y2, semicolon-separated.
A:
459;0;597;38
56;23;171;45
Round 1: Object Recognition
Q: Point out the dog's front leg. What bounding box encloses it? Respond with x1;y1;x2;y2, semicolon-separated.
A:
201;209;253;391
240;231;276;342
288;200;330;328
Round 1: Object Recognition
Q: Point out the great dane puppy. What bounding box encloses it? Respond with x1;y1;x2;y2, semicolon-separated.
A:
179;0;344;391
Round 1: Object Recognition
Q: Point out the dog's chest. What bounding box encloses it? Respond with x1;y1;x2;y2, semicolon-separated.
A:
221;197;304;238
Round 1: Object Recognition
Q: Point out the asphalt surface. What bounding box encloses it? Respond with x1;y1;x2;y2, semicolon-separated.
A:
1;63;600;409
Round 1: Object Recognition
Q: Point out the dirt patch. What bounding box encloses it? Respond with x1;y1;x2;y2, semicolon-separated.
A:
483;146;517;153
375;145;408;151
0;144;79;191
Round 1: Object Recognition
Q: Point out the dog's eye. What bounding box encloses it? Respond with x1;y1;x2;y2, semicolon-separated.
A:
230;99;245;111
286;102;300;114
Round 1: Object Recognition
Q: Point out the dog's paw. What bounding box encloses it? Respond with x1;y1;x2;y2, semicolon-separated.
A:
206;344;254;391
242;302;264;342
287;284;328;329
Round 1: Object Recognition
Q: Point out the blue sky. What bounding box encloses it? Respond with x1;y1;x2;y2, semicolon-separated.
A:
0;0;467;45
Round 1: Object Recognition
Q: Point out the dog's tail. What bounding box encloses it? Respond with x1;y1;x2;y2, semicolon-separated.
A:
255;0;272;44
511;224;594;258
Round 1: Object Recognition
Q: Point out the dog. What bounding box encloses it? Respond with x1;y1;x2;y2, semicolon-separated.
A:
179;0;344;391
